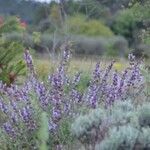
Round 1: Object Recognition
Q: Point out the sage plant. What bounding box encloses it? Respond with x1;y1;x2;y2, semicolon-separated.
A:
0;43;146;149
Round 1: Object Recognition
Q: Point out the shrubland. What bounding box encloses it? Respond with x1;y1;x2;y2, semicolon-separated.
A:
0;42;149;149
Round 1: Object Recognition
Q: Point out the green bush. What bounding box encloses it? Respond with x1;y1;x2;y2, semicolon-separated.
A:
112;8;137;38
104;36;128;57
66;15;113;37
3;32;34;48
72;35;128;56
112;2;150;41
0;17;25;34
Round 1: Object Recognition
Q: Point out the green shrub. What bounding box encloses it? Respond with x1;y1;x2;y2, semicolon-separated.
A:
112;2;150;48
110;100;135;125
0;17;25;34
72;36;106;55
3;32;34;48
104;36;128;57
71;100;150;149
133;44;150;58
66;15;113;37
112;8;137;38
71;108;106;147
96;125;139;150
138;103;150;127
138;128;150;148
72;35;128;56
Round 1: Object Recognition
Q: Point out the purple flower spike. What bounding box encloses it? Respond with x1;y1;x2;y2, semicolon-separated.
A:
20;106;31;123
112;71;118;87
10;112;18;124
49;119;58;131
72;72;81;87
34;81;49;108
92;62;101;82
3;122;16;138
117;69;128;97
0;99;8;114
128;53;135;62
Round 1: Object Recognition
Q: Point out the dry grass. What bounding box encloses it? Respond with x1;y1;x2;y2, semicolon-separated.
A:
33;55;128;79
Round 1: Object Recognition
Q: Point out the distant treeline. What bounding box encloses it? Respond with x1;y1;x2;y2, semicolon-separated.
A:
0;0;45;24
0;0;149;57
0;0;146;24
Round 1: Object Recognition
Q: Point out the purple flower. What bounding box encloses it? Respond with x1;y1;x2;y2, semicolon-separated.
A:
70;89;82;103
20;106;31;123
0;81;6;93
49;119;58;131
52;108;61;121
72;72;81;87
86;84;98;108
10;112;18;124
112;70;119;87
0;99;8;114
92;62;101;82
3;122;16;137
34;81;49;108
9;100;18;111
128;53;135;62
128;63;143;87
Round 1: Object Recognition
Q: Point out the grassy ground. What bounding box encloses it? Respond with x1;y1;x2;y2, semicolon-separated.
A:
34;54;128;79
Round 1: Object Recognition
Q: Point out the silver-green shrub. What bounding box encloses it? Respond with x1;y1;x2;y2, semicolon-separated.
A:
138;103;150;127
71;108;106;147
95;125;139;150
110;100;135;125
71;100;150;149
138;127;150;148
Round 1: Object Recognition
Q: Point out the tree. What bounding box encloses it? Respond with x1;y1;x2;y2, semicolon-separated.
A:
112;1;150;45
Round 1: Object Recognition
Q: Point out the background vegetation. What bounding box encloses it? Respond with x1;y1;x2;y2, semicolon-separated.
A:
0;0;149;57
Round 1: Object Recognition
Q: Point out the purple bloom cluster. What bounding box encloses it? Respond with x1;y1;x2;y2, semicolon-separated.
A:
0;84;36;136
0;44;145;148
3;122;16;138
34;80;49;108
0;98;8;114
85;57;144;108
